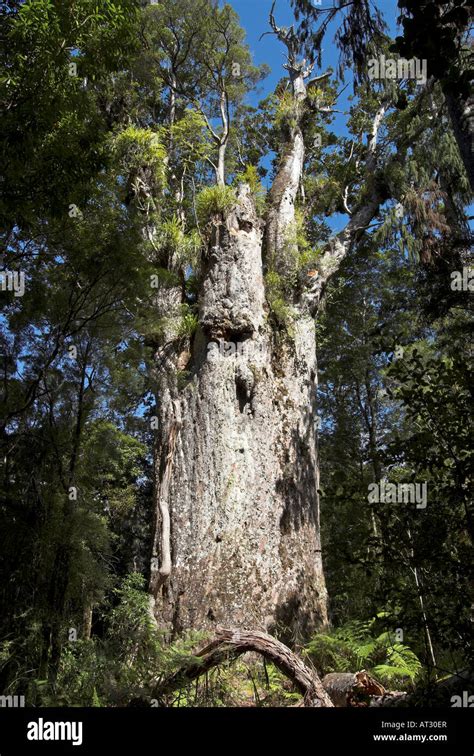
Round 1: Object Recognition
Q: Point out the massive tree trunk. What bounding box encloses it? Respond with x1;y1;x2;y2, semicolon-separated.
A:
149;7;388;641
150;183;327;640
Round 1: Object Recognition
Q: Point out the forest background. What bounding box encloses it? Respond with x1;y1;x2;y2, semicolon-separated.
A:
0;0;472;707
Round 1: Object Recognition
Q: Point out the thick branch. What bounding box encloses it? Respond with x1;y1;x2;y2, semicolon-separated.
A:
155;628;334;707
302;184;385;314
302;103;390;313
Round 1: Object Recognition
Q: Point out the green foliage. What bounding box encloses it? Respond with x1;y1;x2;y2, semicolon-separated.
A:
154;217;202;271
79;421;146;518
277;212;307;289
176;304;198;341
44;573;204;706
386;344;473;488
195;185;236;225
48;575;155;705
113;126;167;201
264;271;295;332
317;229;473;676
52;640;108;706
107;574;157;653
114;126;166;169
305;618;422;688
234;165;267;215
170;110;213;169
394;0;472;99
168;657;301;707
291;0;387;84
144;303;198;347
381;326;474;664
274;91;299;136
1;0;140;225
372;641;423;687
265;209;322;310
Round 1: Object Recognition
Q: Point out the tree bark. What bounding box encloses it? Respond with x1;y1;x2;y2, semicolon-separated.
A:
150;185;327;640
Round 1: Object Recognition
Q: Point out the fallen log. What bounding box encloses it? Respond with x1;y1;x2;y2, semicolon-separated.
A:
322;671;407;707
154;628;334;707
369;692;408;707
152;629;408;708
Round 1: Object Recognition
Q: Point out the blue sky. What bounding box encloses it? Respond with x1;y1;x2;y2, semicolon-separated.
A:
228;0;401;229
232;0;400;110
226;1;473;229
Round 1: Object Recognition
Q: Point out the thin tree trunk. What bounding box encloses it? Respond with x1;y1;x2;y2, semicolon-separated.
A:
407;527;437;669
82;605;93;640
44;340;91;683
216;90;229;187
216;142;227;187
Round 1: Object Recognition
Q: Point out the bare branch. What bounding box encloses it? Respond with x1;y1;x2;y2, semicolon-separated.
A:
342;185;352;216
307;71;331;88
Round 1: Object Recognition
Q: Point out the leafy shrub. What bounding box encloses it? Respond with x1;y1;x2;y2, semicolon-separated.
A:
53;640;107;706
274;90;298;135
176;304;198;340
154;217;202;271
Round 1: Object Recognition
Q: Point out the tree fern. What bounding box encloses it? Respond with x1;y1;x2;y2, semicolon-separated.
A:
305;618;422;689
